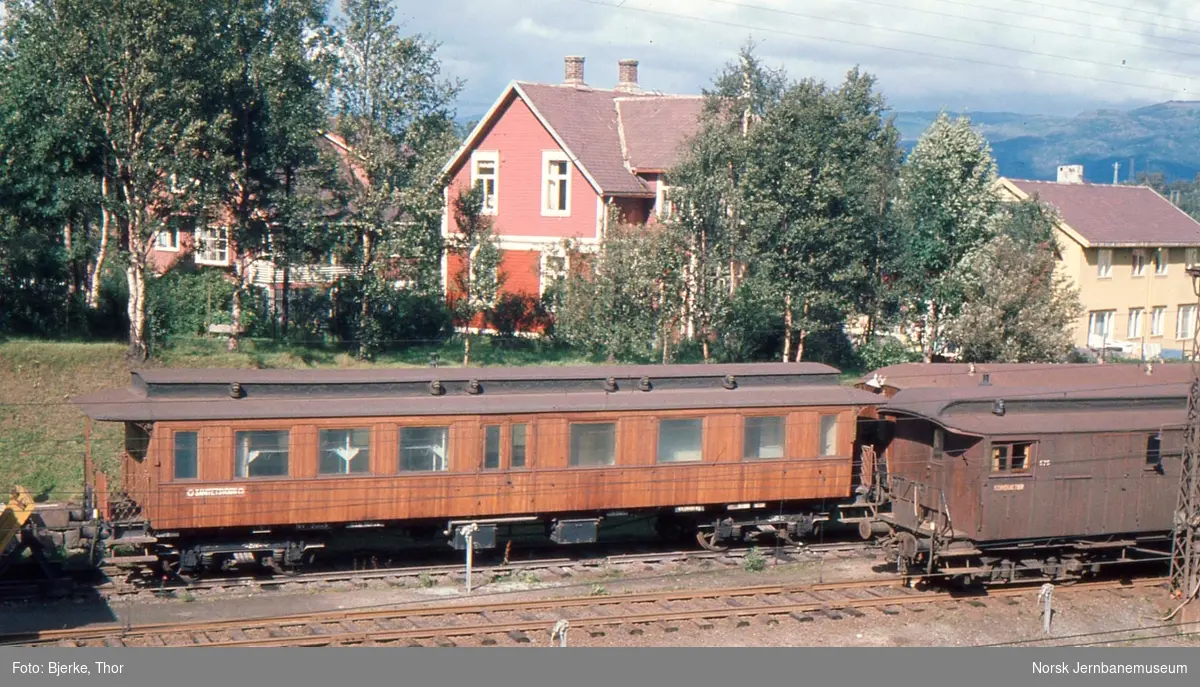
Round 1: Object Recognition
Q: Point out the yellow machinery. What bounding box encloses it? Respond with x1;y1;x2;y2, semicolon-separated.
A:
0;486;37;557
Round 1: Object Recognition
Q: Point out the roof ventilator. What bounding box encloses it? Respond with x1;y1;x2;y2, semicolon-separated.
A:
638;376;653;392
993;399;1005;416
723;375;737;390
229;382;243;399
604;377;618;393
467;379;483;395
429;380;445;396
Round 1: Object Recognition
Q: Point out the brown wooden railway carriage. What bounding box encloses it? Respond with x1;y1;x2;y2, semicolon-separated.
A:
73;363;882;575
862;380;1186;584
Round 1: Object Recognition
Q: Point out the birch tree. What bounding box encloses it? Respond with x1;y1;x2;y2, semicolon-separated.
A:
447;185;501;366
7;0;231;359
322;0;461;357
896;112;999;362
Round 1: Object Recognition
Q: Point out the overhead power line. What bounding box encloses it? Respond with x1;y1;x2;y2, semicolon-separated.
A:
570;0;1190;95
694;0;1196;83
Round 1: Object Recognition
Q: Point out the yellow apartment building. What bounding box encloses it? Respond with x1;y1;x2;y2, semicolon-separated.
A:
997;165;1200;360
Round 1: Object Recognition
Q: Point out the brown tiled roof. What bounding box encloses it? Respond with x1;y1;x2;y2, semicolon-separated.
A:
477;83;704;197
616;96;705;172
860;362;1193;395
1006;179;1200;247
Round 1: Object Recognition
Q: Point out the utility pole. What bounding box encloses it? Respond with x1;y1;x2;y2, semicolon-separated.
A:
1169;267;1200;625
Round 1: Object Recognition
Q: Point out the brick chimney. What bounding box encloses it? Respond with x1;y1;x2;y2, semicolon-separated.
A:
616;59;640;92
564;56;585;86
1057;164;1084;184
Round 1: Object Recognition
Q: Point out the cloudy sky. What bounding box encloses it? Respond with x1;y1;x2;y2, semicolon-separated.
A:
398;0;1199;118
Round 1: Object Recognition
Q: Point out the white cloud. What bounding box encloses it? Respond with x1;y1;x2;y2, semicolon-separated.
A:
400;0;1200;115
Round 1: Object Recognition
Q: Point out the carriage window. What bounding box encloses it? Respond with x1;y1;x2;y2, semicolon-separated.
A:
235;430;290;478
173;431;198;480
819;415;838;457
400;426;449;472
569;422;616;467
318;428;370;475
657;418;703;463
511;423;528;468
1146;434;1163;469
743;416;785;460
932;429;944;461
483;425;501;470
991;442;1031;473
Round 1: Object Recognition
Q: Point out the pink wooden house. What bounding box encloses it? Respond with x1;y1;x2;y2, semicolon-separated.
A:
440;56;704;304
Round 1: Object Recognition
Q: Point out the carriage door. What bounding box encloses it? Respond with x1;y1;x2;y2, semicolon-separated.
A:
1136;430;1175;532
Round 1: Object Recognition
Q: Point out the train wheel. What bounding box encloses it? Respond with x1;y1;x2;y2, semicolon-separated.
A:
696;531;728;552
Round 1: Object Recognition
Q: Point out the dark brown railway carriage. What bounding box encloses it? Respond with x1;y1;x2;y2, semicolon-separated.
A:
865;381;1186;584
74;363;881;574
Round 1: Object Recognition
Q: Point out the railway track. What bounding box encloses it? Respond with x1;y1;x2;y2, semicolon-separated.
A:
0;541;873;604
2;575;1168;648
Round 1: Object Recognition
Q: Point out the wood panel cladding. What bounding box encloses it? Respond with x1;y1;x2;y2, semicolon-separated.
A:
133;404;866;530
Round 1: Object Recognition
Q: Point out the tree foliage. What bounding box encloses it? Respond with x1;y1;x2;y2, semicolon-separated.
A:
447;185;501;365
896;111;1000;362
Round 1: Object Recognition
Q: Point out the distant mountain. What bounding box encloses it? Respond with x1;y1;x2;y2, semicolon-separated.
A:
456;102;1200;184
891;101;1200;183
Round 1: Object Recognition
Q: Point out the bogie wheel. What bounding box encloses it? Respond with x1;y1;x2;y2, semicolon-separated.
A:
696;530;728;552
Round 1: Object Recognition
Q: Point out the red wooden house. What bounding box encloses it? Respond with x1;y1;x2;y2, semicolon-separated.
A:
440;56;704;314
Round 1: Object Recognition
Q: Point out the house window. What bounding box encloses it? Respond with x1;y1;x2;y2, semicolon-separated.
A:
569;422;616;467
743;416;785;460
155;229;180;251
656;418;703;463
1097;249;1112;278
400;426;449;472
1152;307;1166;337
1131;250;1146;277
656;183;678;220
1187;248;1199;269
819;415;838;457
1087;310;1114;342
539;250;568;297
1177;304;1197;341
1146;434;1163;470
470;151;498;215
991;442;1032;473
1128;308;1144;339
511;423;528;469
542;152;570;216
318;428;370;475
1155;248;1168;276
173;431;198;480
196;226;230;266
483;425;501;470
235;430;289;478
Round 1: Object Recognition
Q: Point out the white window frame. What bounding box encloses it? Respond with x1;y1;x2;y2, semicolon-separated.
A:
1177;304;1197;341
1128;308;1144;339
1151;306;1166;337
655;182;677;220
155;228;180;252
1087;310;1114;340
1097;249;1112;278
1186;248;1199;269
195;226;230;266
1131;249;1146;277
539;248;568;297
1154;248;1169;276
541;151;571;217
470;150;499;216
